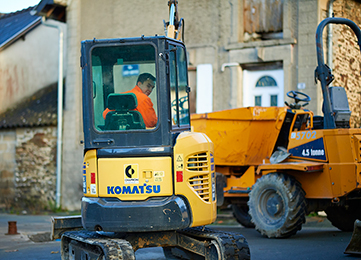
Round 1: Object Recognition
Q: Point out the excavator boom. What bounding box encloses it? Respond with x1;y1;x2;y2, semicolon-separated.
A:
165;0;184;41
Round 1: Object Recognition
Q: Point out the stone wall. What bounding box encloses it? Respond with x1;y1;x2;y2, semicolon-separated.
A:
14;127;57;211
333;0;361;127
0;127;57;212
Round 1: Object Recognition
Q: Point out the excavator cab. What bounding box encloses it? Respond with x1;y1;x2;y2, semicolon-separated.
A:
83;37;190;137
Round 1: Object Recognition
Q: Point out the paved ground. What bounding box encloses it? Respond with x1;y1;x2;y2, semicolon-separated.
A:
0;211;359;260
0;214;60;260
0;213;167;260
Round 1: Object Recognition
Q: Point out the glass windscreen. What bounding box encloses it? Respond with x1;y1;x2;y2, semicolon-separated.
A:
169;44;190;127
91;44;158;131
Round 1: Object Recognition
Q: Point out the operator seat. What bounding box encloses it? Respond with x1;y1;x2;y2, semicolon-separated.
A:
104;93;145;130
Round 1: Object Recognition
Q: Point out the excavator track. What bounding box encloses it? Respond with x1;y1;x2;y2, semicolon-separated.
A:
61;230;135;260
60;227;250;260
179;226;250;259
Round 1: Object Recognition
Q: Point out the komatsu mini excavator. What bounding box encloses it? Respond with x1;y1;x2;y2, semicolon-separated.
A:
51;1;250;259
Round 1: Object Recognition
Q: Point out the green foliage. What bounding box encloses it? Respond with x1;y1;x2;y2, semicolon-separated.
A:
47;200;63;213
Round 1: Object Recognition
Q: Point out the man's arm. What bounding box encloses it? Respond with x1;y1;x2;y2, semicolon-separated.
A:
138;98;157;127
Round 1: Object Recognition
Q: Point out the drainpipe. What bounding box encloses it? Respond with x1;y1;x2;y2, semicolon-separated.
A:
327;0;336;68
221;63;240;108
40;17;64;209
221;62;239;72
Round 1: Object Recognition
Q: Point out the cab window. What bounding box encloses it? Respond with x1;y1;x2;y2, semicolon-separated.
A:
91;44;158;131
169;44;190;127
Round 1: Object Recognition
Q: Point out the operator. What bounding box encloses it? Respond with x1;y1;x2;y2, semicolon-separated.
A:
103;73;158;128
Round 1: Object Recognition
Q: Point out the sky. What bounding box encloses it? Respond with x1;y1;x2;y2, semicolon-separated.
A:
0;0;41;13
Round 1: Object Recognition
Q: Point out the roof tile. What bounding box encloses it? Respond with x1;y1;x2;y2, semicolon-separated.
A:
0;6;41;50
0;83;58;129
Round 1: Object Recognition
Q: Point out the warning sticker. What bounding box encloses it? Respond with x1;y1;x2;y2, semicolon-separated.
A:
176;162;183;170
154;171;164;182
154;171;164;177
90;184;96;194
176;154;183;162
176;154;184;171
124;164;139;184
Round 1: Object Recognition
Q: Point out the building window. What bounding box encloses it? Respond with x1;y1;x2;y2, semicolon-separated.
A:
255;96;262;106
256;76;278;87
270;95;278;106
243;69;284;107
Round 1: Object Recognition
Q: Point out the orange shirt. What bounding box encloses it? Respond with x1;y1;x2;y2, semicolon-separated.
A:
103;85;157;128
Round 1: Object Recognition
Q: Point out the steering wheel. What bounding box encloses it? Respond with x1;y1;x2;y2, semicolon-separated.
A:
172;96;188;111
286;91;311;102
171;96;189;124
286;91;311;108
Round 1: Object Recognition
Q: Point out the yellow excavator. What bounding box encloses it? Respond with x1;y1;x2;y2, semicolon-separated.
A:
52;1;250;259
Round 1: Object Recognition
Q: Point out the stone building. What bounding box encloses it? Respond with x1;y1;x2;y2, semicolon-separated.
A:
332;1;361;127
0;84;58;211
8;0;361;210
0;8;66;211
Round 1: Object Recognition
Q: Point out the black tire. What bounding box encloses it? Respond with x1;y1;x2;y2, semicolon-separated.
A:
232;204;255;228
326;205;361;231
248;173;306;238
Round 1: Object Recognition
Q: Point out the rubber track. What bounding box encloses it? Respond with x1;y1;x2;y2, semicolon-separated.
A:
62;227;250;260
179;226;250;260
62;231;135;260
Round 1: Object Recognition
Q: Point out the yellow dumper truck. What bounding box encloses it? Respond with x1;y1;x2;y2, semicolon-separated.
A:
192;17;361;239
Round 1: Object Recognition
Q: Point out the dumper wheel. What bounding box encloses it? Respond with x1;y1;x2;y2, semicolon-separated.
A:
232;204;255;228
248;172;306;238
325;205;361;232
